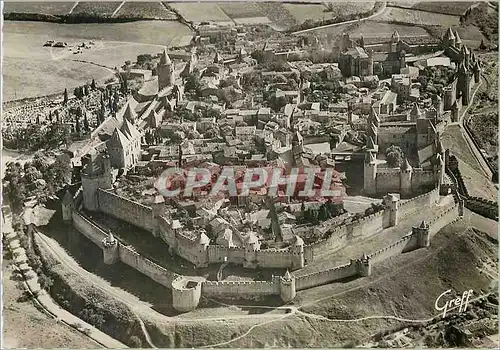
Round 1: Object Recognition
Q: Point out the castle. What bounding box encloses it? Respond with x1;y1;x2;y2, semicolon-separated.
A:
363;105;446;196
362;29;480;196
338;31;409;78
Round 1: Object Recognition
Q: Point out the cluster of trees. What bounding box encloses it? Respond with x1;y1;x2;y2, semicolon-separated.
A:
3;123;71;151
144;129;162;145
417;66;457;96
385;145;405;168
4;153;72;213
185;69;202;96
298;201;345;224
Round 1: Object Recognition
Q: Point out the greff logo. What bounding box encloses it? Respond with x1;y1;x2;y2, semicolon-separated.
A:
154;166;345;201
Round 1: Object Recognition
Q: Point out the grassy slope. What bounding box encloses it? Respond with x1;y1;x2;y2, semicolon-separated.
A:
441;125;497;200
3;260;98;348
143;220;497;347
3;20;192;100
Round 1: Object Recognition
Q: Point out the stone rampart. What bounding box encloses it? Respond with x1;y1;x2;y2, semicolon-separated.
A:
256;250;293;268
201;280;279;297
309;210;384;258
428;204;460;237
118;244;178;287
399;188;439;218
295;262;356;290
72;211;107;246
368;234;414;263
97;189;154;231
465;197;499;221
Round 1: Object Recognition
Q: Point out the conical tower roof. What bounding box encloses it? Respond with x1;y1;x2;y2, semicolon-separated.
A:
284;270;292;280
107;230;115;243
419;220;427;228
455;30;462;44
410;103;422;118
444;27;455;40
124;103;137;122
160;47;172;65
391;30;400;42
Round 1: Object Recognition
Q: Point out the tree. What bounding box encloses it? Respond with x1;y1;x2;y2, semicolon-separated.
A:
63;88;68;104
75;115;81;133
83;112;89;132
385;145;404;168
91;78;96;89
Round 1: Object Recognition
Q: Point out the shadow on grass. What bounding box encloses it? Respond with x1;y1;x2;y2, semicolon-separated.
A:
37;209;177;317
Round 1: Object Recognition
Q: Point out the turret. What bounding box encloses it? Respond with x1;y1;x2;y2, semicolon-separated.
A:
409;102;422;121
435;153;446;190
442;28;456;49
400;158;413;196
382;193;400;228
102;230;119;264
158;47;175;90
197;231;210;267
473;61;481;83
243;232;260;269
363;151;378;195
368;49;374;76
355;253;372;277
412;220;430;248
279;270;296;302
61;188;74;221
458;62;471;105
454;30;462;49
291;235;304;270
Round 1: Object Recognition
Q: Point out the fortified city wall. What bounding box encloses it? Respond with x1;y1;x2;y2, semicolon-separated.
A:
68;176;462;313
68;193;462;312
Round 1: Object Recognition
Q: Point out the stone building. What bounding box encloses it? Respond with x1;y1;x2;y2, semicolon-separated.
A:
106;118;141;169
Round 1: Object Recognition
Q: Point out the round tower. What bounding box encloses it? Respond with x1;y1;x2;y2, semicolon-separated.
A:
279;270;296;303
291;235;304;270
102;230;119;264
363;152;377;195
243;233;260;269
399;158;413;196
197;231;210;268
158;48;175;90
356;253;372;277
412;220;430;248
